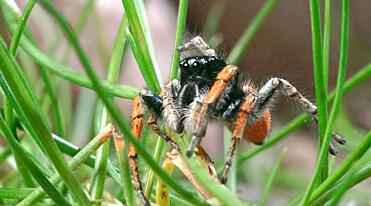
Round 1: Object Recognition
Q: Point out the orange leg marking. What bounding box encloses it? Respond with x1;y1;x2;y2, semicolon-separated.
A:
220;94;256;184
187;65;239;157
203;65;238;104
127;95;150;206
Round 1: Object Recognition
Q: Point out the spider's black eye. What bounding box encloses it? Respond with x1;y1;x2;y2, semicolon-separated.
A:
192;61;199;67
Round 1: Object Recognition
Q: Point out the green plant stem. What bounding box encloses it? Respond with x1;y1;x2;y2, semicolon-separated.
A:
174;134;245;206
90;15;128;205
227;0;279;64
259;149;286;206
144;137;164;198
0;37;90;206
121;0;162;93
0;109;70;206
0;188;34;200
17;124;112;206
322;0;331;93
9;0;37;56
302;0;349;204
312;160;371;205
308;130;371;204
308;0;329;184
33;1;207;204
169;0;188;80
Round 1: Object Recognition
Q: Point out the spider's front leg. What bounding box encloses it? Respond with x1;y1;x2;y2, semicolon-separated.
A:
186;65;239;157
249;78;346;154
127;82;181;206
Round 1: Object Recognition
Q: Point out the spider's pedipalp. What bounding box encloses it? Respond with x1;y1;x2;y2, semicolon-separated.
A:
177;36;216;56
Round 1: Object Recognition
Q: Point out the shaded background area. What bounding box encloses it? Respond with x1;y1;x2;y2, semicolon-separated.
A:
1;0;370;205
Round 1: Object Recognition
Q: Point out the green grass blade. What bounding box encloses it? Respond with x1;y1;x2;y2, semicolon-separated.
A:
17;124;113;206
312;160;371;205
0;110;70;206
227;0;279;64
322;0;331;93
121;0;162;92
308;0;329;184
90;15;128;205
9;0;37;56
169;0;188;80
173;134;245;206
202;2;224;41
0;37;91;206
308;130;371;204
0;188;34;200
27;1;207;204
302;0;349;204
259;149;286;206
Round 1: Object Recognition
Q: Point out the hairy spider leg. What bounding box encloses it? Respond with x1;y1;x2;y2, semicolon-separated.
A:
220;94;256;184
186;65;238;157
128;96;150;206
177;36;216;56
128;87;182;205
248;77;346;155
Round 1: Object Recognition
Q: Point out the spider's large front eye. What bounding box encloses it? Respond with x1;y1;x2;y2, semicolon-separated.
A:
192;61;199;67
181;61;189;68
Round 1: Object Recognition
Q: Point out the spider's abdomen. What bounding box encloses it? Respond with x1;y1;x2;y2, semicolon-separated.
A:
243;108;271;144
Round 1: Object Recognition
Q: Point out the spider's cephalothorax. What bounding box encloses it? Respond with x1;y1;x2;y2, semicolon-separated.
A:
126;36;346;205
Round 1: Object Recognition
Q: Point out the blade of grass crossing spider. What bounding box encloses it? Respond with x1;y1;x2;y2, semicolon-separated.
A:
17;124;112;206
91;15;128;204
259;149;286;206
237;62;371;165
173;134;246;205
36;1;207;204
0;111;70;206
169;0;188;80
121;0;162;92
227;0;279;65
0;37;91;206
302;0;349;204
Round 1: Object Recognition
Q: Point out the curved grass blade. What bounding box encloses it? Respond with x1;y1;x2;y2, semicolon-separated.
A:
169;0;188;80
30;2;208;204
121;0;162;93
0;110;70;206
302;0;349;204
0;37;90;206
17;124;113;206
259;148;286;206
91;15;129;206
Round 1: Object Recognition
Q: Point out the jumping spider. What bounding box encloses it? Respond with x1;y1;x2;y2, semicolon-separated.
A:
127;36;346;205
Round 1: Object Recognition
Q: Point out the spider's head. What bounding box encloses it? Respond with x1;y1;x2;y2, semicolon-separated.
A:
179;56;227;86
